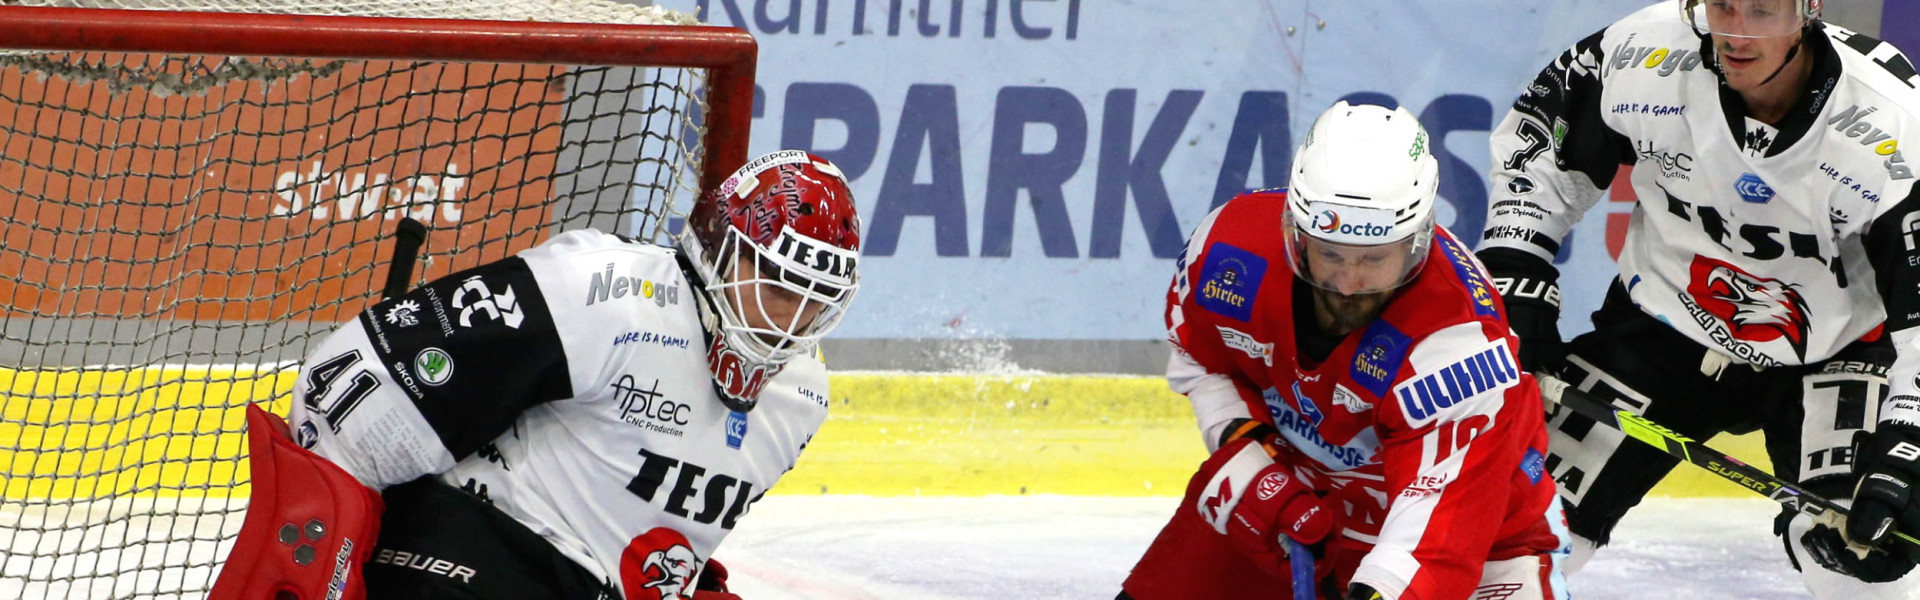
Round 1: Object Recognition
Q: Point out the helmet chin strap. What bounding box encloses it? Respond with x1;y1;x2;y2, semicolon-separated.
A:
1753;30;1805;88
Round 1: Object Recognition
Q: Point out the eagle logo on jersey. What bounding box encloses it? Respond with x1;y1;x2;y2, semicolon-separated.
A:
1685;256;1812;360
620;527;702;600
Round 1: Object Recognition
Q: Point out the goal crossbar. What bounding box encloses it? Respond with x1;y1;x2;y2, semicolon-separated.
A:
0;5;756;194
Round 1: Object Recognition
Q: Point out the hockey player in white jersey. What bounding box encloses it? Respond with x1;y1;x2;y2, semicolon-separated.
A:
225;150;862;600
1475;0;1920;597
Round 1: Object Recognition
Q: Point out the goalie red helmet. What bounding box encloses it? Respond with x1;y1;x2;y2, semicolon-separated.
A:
681;150;862;412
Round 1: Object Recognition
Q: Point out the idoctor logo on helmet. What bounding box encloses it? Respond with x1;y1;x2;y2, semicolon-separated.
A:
1304;200;1395;243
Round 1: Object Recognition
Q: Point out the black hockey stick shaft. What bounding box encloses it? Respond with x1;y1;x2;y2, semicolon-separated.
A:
382;217;428;300
1539;375;1920;549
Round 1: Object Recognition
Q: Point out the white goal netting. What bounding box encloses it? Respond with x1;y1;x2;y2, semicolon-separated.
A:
0;1;748;597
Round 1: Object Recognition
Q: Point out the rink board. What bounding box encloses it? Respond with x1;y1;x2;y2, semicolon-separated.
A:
1;365;1769;498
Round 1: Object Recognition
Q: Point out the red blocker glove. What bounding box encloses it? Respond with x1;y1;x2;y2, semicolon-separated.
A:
209;405;384;600
1196;437;1333;560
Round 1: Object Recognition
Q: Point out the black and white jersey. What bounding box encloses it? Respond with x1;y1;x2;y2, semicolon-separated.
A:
288;229;831;600
1482;1;1920;425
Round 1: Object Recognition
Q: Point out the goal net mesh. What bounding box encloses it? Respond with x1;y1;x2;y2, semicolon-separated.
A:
0;2;742;597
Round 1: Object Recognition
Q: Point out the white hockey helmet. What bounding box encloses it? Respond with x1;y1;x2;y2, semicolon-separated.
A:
1682;0;1820;39
1282;101;1438;296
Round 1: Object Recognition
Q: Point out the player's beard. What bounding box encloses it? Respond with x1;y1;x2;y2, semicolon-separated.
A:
1310;286;1391;335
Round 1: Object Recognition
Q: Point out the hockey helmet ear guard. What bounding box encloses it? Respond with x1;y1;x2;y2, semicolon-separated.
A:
1281;101;1437;296
1681;0;1819;39
680;150;862;411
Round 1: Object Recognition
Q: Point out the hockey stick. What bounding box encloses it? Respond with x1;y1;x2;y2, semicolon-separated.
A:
381;217;428;300
1537;374;1920;549
1286;537;1315;600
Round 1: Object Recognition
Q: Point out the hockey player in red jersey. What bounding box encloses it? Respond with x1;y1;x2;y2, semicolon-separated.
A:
210;150;861;600
1478;0;1920;596
1118;102;1571;600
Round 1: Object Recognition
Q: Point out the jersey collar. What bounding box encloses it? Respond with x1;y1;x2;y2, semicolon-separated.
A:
1711;27;1842;159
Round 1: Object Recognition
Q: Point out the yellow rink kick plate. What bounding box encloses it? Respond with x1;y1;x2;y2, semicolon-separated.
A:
1;366;1769;499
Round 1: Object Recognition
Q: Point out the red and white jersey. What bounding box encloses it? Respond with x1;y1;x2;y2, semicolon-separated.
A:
290;229;829;600
1167;190;1565;599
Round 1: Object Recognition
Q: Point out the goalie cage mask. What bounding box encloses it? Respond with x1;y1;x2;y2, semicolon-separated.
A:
680;150;862;412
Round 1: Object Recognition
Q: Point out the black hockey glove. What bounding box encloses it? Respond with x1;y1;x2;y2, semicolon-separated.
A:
1802;420;1920;582
1343;583;1383;600
1802;520;1917;583
1849;421;1920;558
1476;247;1564;375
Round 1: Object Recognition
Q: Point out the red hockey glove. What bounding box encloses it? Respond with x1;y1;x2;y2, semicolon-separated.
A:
1195;437;1333;561
692;557;742;600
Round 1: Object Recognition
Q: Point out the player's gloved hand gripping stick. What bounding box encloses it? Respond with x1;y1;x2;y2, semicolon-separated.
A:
1536;375;1920;553
1209;420;1331;600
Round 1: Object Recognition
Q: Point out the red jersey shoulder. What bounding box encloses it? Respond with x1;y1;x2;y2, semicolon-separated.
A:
1345;227;1510;399
1385;226;1507;337
1182;190;1289;324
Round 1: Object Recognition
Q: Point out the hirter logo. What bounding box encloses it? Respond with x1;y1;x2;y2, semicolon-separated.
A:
1685;256;1812;360
620;528;702;600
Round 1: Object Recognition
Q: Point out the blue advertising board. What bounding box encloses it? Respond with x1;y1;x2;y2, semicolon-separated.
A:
653;1;1803;351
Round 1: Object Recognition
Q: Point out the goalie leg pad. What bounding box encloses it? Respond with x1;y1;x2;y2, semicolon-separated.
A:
210;404;385;600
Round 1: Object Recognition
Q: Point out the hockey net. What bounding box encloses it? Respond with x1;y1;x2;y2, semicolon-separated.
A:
0;2;753;597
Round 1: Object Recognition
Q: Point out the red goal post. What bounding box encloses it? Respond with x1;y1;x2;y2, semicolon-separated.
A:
0;5;753;598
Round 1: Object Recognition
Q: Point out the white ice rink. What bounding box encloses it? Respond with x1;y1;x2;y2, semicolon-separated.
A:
0;495;1833;599
723;496;1812;600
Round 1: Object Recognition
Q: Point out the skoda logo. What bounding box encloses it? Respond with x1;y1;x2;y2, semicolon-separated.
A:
415;347;454;386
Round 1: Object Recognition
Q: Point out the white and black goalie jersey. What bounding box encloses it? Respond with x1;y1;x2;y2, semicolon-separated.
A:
288;229;830;600
1482;1;1920;424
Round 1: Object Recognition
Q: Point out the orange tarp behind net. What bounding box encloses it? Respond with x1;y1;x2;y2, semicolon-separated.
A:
0;54;568;323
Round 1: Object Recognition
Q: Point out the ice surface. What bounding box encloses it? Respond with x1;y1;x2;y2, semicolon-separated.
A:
721;496;1811;599
0;495;1824;599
